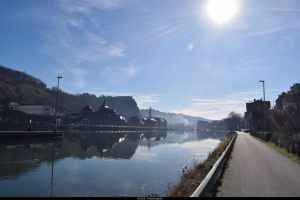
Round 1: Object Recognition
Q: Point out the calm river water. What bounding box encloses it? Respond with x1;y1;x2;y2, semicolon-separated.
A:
0;130;225;197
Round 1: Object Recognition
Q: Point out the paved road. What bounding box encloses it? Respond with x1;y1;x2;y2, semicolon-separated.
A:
217;132;300;197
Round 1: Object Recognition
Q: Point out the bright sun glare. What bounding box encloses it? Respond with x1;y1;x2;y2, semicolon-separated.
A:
206;0;239;25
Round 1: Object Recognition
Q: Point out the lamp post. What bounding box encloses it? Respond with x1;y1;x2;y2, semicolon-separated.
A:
259;80;266;132
50;141;55;197
54;76;62;128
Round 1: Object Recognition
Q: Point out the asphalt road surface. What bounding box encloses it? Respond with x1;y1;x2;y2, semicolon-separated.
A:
217;132;300;197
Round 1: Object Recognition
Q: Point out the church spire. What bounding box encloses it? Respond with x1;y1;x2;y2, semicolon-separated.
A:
100;96;106;110
149;106;152;118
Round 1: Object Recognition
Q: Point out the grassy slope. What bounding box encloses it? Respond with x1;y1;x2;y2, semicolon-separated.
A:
167;133;235;197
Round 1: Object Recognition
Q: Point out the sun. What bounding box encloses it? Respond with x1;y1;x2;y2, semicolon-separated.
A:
206;0;239;25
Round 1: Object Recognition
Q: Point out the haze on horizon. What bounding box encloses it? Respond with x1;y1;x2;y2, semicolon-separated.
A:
0;0;300;120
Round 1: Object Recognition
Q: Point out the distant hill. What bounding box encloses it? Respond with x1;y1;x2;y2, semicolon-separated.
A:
0;65;140;118
140;108;210;126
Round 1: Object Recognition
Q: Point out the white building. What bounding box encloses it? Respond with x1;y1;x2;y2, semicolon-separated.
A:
9;102;63;116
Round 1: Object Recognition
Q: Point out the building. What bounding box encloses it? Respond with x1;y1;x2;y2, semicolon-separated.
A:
153;117;168;129
0;102;63;129
128;116;144;126
245;99;271;131
66;99;127;126
0;110;28;124
0;109;59;130
8;102;63;116
142;117;158;128
141;107;168;129
275;83;300;112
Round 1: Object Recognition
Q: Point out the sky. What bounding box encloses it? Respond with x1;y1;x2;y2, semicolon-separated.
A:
0;0;300;120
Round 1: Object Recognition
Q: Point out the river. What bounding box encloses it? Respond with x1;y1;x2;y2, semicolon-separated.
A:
0;130;225;197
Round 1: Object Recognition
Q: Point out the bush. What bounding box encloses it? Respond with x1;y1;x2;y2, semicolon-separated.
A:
251;132;273;142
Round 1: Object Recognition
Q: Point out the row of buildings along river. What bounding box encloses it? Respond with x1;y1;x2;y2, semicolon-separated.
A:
245;83;300;132
0;98;167;131
195;83;300;133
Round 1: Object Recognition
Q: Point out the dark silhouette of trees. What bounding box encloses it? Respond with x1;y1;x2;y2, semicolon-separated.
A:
224;112;242;131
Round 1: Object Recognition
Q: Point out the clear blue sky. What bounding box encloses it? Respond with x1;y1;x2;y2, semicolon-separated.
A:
0;0;300;120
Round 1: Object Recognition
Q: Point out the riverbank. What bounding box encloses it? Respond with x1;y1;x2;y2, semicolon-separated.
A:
167;132;236;197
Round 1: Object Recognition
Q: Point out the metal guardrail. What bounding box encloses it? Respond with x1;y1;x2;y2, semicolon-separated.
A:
190;134;237;197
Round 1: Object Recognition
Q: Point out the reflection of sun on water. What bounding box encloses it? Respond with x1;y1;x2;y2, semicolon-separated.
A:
206;0;239;25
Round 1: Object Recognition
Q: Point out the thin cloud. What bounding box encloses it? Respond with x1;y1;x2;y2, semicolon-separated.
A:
40;15;126;65
155;24;182;40
233;24;300;41
272;8;300;12
143;21;184;44
271;0;300;13
101;64;139;83
65;66;89;88
26;2;128;89
56;0;125;13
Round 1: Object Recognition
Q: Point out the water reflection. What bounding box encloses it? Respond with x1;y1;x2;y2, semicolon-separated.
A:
196;130;227;140
0;131;168;181
0;130;225;197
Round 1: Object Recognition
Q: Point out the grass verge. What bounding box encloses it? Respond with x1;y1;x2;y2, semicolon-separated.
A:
167;132;236;197
252;135;300;164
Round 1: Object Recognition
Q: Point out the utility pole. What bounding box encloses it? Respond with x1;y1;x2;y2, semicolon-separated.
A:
50;76;61;197
54;76;62;128
259;80;266;132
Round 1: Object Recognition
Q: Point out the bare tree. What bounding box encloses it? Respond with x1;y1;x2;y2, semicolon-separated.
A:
224;112;242;132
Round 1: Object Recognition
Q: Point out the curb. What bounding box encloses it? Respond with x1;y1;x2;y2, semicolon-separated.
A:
190;134;237;197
